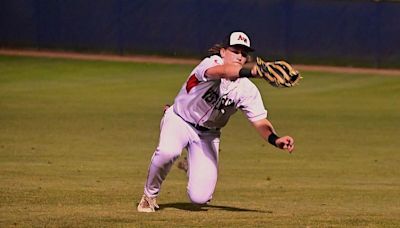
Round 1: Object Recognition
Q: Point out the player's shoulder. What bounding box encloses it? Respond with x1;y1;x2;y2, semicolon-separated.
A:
199;55;223;66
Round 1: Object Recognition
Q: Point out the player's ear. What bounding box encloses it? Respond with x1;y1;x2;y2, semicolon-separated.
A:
220;48;226;58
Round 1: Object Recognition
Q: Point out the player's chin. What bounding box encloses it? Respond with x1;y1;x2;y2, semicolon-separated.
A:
232;61;244;66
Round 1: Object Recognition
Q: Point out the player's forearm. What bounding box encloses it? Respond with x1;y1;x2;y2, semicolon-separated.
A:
251;118;277;140
205;64;249;80
252;119;295;152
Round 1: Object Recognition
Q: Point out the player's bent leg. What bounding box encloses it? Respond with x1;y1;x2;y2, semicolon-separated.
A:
187;134;220;205
144;147;182;197
141;107;193;199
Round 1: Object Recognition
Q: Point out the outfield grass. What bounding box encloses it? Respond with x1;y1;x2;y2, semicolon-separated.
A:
0;55;399;227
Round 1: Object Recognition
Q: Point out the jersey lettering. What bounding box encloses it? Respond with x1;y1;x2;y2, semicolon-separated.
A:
215;95;234;110
202;86;219;104
202;86;235;110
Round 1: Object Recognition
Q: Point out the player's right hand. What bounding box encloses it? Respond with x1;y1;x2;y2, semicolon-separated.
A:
276;136;295;153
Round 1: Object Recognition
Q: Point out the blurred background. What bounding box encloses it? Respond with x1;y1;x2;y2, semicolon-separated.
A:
1;0;399;68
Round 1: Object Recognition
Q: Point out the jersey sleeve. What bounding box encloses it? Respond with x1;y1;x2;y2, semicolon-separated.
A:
238;80;268;122
192;55;223;82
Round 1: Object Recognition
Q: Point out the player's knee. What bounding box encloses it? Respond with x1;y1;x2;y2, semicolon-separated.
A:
187;190;212;205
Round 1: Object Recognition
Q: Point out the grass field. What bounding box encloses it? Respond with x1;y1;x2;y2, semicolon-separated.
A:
1;55;399;227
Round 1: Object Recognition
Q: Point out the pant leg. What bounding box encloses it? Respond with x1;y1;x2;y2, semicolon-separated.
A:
144;108;196;198
186;132;220;204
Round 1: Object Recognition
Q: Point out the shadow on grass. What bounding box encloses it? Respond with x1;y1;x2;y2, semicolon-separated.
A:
159;202;272;213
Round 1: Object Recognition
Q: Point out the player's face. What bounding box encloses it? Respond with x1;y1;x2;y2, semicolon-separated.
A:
221;46;248;66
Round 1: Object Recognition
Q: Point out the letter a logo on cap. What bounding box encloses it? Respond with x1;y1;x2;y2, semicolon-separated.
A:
238;35;248;44
229;31;252;50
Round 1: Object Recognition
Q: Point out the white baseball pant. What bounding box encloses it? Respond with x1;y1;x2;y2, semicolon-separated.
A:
143;106;220;204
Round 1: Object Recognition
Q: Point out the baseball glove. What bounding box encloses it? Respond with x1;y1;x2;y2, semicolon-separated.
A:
255;57;302;88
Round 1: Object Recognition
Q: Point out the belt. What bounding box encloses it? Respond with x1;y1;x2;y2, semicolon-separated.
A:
187;122;213;132
173;108;219;132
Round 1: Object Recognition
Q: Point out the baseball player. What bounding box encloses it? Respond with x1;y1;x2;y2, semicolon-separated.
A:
137;31;295;212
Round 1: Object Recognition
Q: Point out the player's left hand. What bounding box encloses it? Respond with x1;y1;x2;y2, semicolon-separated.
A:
254;57;302;88
276;136;295;153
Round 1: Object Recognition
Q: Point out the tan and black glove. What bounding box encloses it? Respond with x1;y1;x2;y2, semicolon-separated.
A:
255;57;302;88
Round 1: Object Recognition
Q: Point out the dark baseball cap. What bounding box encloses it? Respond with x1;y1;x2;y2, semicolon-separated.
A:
223;31;255;52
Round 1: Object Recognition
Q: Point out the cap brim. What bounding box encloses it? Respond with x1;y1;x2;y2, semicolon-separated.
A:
230;44;255;53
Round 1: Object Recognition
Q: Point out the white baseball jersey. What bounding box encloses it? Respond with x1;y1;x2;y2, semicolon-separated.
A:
173;55;268;129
